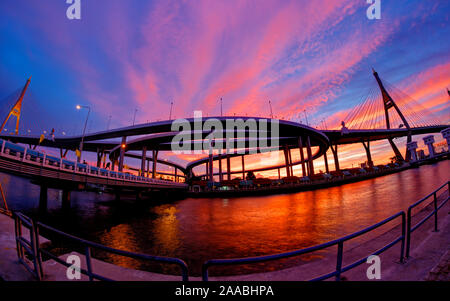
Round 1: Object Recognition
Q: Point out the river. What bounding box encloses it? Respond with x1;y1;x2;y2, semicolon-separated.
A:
1;160;449;277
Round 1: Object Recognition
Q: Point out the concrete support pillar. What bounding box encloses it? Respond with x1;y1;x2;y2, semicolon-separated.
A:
324;151;329;174
423;135;436;157
362;140;374;167
174;168;178;182
118;136;127;172
141;146;147;176
102;152;107;168
306;136;314;176
278;168;281;180
115;189;121;202
96;148;103;168
227;155;231;180
209;154;213;182
283;146;291;177
306;154;310;176
241;155;245;179
146;159;150;178
39;185;47;211
330;143;340;171
298;137;306;177
288;148;293;177
388;138;404;162
205;162;209;180
152;150;158;178
62;189;71;209
440;127;450;152
208;140;214;182
218;154;223;182
406;141;418;162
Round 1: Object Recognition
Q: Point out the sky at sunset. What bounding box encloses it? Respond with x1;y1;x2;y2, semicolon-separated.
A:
0;0;449;177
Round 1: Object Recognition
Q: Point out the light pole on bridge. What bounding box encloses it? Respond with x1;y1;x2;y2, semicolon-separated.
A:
132;108;138;126
76;104;91;163
304;109;309;126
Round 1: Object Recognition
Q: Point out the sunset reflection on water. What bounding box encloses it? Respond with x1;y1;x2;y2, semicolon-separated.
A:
2;160;449;276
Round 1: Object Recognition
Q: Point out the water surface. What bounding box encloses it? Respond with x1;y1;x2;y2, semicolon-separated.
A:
1;160;448;276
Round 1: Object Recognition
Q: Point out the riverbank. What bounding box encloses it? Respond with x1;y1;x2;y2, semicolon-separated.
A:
189;154;449;198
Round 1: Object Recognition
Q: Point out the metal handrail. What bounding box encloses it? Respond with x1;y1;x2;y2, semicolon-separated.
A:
34;221;189;281
13;212;43;280
202;211;406;281
406;180;449;258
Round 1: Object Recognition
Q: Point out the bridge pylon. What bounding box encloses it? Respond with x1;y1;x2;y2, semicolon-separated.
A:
0;77;31;135
372;69;412;162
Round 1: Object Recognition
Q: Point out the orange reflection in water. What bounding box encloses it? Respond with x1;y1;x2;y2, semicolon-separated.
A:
93;160;449;276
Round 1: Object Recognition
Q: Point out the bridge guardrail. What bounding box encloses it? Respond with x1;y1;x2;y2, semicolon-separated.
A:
0;139;186;187
406;181;449;258
12;212;189;281
202;211;406;281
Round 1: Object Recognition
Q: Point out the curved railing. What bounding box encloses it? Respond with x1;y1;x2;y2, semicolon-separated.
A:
0;139;186;187
202;211;406;281
406;181;450;257
13;212;189;281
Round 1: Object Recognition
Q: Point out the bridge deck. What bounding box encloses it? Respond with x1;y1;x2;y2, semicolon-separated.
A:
0;139;187;190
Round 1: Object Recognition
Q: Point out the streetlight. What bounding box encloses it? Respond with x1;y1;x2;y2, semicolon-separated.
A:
269;100;274;119
169;101;173;120
76;104;91;163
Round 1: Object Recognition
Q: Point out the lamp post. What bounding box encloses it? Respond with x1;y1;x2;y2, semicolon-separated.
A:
169;101;173;120
269;100;274;119
76;105;91;163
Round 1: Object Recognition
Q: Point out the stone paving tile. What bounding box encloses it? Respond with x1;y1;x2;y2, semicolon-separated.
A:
425;250;450;281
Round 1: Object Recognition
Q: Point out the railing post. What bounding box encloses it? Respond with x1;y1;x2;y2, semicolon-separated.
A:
406;208;412;258
202;264;209;281
34;222;44;279
181;264;189;282
22;147;27;162
335;241;344;281
400;212;405;263
85;246;94;281
433;192;438;232
14;214;23;259
30;219;42;280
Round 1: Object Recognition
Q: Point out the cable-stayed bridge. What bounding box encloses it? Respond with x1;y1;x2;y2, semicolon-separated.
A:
0;70;448;203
